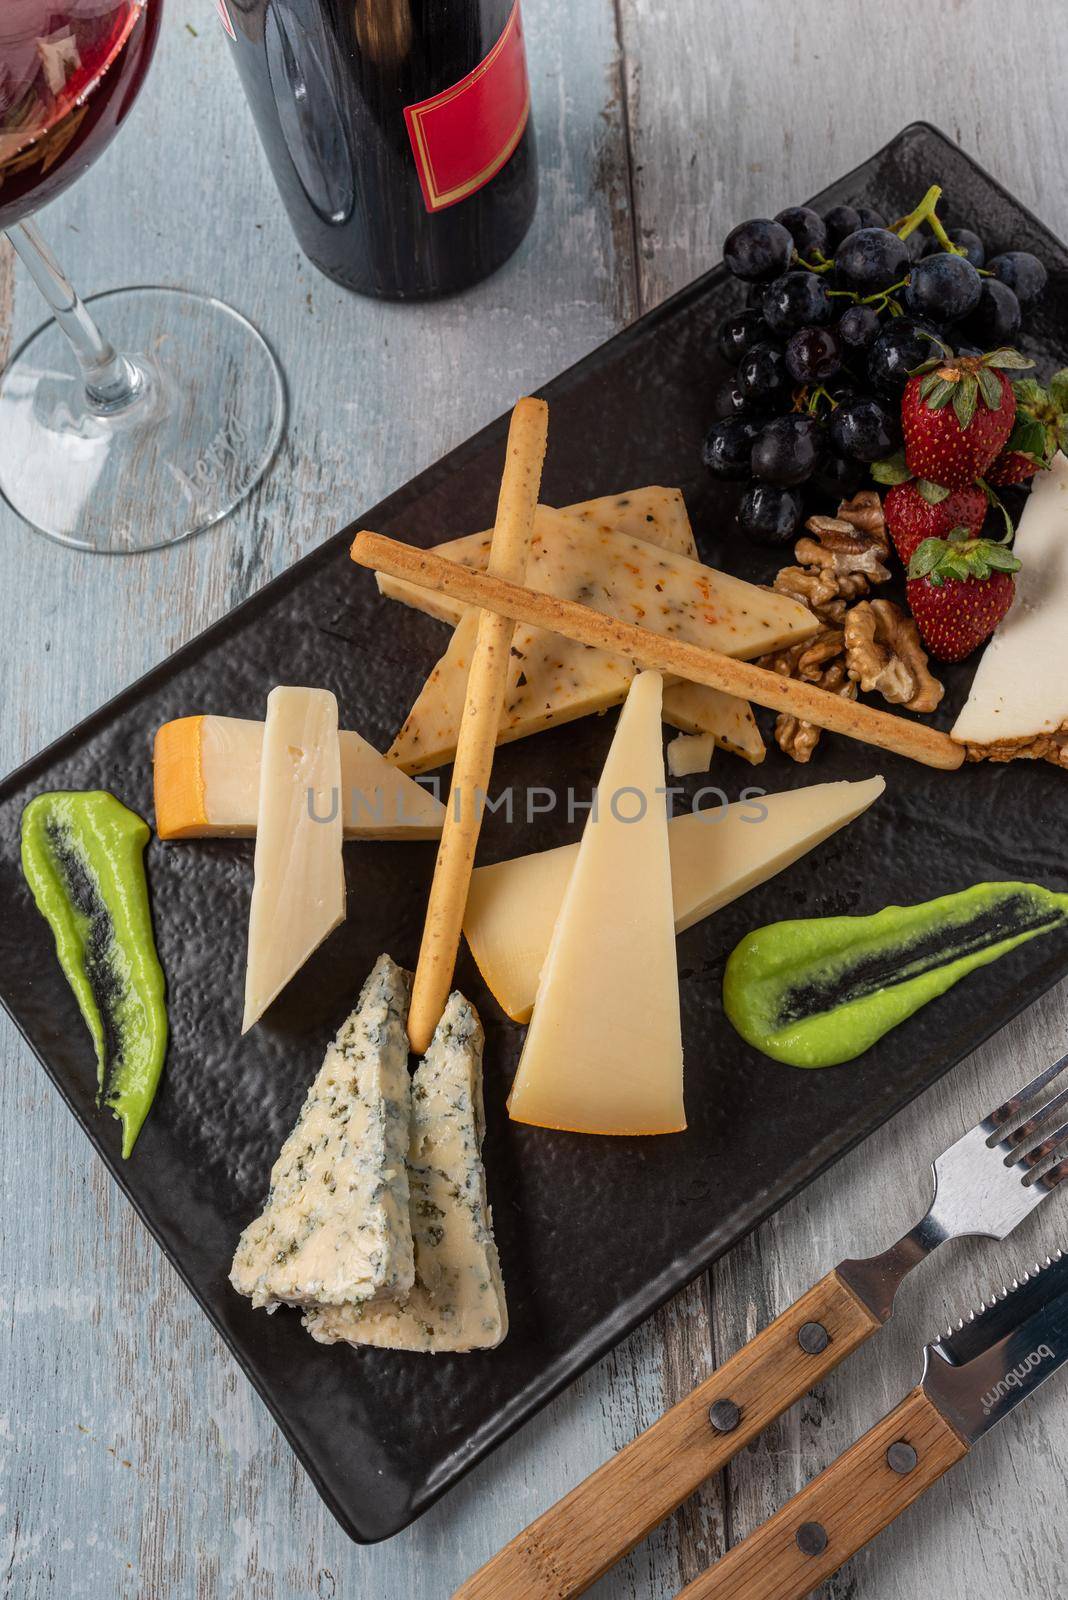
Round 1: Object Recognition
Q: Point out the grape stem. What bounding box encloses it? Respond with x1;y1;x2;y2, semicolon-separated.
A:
893;183;966;257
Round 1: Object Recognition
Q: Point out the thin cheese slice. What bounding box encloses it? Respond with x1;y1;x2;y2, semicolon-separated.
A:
377;488;696;624
951;451;1068;765
508;671;685;1135
242;687;346;1033
387;511;812;773
153;714;444;840
667;731;716;777
230;954;414;1310
466;777;886;1023
304;991;507;1352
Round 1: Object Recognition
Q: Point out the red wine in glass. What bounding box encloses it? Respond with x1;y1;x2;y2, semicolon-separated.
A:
0;2;159;231
0;1;286;552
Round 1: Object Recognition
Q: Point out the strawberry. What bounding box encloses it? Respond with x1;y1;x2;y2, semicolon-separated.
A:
905;530;1021;662
901;346;1033;489
986;449;1044;486
883;481;987;565
985;369;1068;485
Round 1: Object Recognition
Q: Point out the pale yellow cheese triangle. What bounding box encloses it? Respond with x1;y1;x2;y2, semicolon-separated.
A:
242;688;346;1032
467;777;885;1023
507;671;685;1135
387;512;812;773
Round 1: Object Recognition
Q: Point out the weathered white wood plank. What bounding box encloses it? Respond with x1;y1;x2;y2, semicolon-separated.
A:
4;1;1068;1597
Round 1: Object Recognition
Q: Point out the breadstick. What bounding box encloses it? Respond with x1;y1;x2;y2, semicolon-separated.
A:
407;398;549;1054
352;530;964;773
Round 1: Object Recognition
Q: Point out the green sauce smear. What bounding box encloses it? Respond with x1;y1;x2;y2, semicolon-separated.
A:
21;791;168;1157
723;882;1068;1069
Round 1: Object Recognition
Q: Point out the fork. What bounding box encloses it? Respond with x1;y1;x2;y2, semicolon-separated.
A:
454;1051;1068;1600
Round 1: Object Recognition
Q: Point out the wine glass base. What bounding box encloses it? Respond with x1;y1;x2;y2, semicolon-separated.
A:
0;287;286;554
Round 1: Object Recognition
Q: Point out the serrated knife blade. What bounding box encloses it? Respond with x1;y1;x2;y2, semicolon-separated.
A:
923;1250;1068;1443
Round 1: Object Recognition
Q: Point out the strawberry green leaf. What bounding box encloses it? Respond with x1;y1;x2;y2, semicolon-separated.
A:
983;546;1022;573
908;538;947;579
953;379;979;430
984;348;1034;371
1058;417;1068;451
1012;377;1046;407
929;380;956;411
1049;369;1068;412
870;452;912;485
919;372;942;400
1006;413;1049;461
917;479;951;504
976;366;1002;409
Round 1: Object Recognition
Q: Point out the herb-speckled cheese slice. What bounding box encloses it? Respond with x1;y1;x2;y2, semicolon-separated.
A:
386;511;807;772
230;954;415;1312
378;493;765;767
376;489;696;625
304;992;507;1353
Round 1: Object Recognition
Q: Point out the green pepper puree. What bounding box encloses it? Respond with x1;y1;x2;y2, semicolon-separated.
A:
20;791;168;1157
723;881;1068;1069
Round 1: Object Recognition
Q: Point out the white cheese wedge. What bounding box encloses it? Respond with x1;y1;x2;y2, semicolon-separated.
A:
667;731;716;777
153;714;444;840
304;991;507;1353
465;777;885;1023
387;511;811;773
230;954;414;1310
242;687;346;1033
951;452;1068;767
507;671;685;1135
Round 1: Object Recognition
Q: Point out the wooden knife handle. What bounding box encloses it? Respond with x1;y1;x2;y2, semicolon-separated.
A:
674;1386;969;1600
453;1269;882;1600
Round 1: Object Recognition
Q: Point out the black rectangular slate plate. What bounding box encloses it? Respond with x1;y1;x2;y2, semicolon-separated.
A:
3;123;1068;1545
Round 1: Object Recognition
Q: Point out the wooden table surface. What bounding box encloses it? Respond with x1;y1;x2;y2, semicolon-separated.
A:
3;2;1068;1596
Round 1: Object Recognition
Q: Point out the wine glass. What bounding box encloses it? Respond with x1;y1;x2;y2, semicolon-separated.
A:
0;1;286;553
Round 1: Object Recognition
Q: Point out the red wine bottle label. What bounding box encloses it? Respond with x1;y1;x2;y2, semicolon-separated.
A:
404;1;530;213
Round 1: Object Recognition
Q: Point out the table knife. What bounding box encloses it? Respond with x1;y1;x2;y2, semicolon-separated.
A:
674;1247;1068;1598
455;1051;1068;1600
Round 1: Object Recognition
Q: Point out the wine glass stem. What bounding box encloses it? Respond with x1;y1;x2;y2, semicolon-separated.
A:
7;221;143;412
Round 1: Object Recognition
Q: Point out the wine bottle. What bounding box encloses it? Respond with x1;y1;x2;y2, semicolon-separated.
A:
220;0;538;300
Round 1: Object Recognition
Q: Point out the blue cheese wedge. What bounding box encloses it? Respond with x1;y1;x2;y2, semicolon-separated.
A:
304;992;507;1353
230;954;415;1311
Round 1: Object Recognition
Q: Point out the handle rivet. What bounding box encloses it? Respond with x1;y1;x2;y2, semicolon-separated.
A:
708;1399;741;1434
798;1321;830;1355
795;1521;828;1557
886;1441;918;1475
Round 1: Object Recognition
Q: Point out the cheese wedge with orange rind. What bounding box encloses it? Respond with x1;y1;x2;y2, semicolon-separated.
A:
153;714;444;841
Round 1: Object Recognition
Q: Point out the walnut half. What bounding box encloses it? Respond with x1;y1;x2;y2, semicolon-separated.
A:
772;490;891;623
843;598;944;715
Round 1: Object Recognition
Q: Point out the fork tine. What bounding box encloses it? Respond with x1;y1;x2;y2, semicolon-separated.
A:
1003;1082;1068;1158
988;1048;1068;1142
1019;1116;1068;1184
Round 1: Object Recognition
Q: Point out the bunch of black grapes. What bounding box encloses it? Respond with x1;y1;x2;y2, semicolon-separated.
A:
702;200;1047;544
